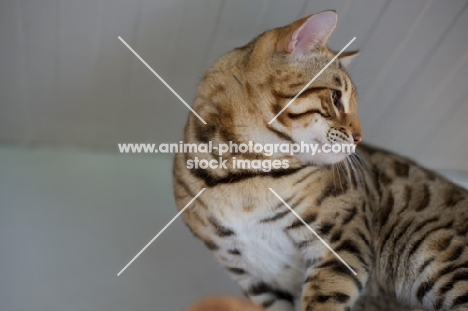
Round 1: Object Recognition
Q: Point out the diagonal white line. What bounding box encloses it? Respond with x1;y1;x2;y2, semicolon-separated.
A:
268;37;356;124
118;36;207;124
268;188;357;275
117;188;206;276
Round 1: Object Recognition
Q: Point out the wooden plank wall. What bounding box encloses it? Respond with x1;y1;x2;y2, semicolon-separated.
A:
0;0;467;170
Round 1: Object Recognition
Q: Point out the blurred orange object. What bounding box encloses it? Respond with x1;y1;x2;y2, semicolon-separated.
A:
186;296;264;311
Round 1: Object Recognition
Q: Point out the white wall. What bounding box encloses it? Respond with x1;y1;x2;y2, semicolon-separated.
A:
0;147;241;311
1;0;467;169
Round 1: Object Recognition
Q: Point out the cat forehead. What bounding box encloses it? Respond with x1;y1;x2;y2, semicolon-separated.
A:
274;52;348;78
278;62;352;88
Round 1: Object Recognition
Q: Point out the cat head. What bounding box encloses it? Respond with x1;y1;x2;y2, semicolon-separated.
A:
190;11;361;166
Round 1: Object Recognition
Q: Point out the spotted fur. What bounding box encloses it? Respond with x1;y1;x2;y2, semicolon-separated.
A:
173;11;468;311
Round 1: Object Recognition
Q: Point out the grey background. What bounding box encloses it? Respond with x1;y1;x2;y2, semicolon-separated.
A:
0;146;241;311
1;0;468;310
1;0;468;169
0;146;467;311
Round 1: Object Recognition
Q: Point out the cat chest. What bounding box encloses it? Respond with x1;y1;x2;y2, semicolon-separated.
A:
213;202;325;284
227;215;309;283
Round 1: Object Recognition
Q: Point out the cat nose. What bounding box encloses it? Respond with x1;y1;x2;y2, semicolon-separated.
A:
353;134;362;144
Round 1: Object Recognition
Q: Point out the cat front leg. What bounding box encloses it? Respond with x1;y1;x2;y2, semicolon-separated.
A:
282;215;372;311
245;282;296;311
300;250;369;311
230;275;296;311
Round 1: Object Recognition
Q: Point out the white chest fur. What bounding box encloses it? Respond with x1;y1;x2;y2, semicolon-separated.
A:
204;181;325;293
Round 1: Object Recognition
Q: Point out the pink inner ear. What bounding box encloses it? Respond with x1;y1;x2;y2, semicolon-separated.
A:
294;11;337;54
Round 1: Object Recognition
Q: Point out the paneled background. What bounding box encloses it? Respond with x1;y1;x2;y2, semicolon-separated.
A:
1;0;467;170
1;2;468;310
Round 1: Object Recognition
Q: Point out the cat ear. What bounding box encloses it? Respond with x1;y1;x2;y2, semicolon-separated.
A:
278;11;337;56
339;50;360;68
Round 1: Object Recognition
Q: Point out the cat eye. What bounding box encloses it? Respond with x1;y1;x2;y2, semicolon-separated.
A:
331;90;343;112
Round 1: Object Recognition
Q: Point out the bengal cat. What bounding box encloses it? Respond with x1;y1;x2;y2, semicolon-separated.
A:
173;11;468;311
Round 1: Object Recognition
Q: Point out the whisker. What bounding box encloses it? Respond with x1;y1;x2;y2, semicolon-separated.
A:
345;157;356;186
332;163;337;193
343;157;352;184
351;153;373;209
348;155;363;192
351;154;368;194
336;162;345;193
354;152;371;170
